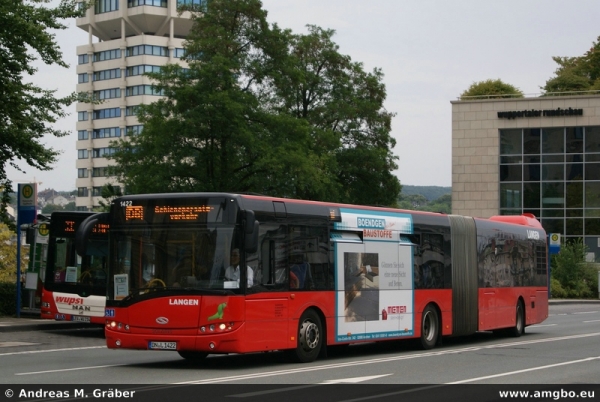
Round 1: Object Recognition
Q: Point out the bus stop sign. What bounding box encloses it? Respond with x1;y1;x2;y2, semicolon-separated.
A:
549;233;561;255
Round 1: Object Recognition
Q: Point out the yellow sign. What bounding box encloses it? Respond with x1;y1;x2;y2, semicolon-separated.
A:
38;223;50;237
550;233;561;246
21;184;33;199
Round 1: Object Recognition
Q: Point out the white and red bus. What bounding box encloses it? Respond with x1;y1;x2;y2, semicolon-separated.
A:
78;193;548;362
41;211;109;324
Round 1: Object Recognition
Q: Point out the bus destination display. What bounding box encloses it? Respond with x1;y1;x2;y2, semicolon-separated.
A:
125;205;214;222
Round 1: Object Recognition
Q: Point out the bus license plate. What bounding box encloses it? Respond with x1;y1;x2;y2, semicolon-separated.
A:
148;341;177;350
72;316;91;323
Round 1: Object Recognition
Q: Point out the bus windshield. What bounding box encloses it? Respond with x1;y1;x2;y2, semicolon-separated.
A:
45;213;108;296
109;224;247;300
106;195;251;301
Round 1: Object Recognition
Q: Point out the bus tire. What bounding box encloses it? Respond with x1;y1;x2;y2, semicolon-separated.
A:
509;301;525;337
178;351;208;361
290;309;323;363
420;304;439;350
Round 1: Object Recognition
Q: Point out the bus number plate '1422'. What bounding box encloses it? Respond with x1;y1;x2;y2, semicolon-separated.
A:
148;341;177;350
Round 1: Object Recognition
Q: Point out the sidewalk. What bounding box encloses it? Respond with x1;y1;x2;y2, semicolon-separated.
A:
0;299;598;333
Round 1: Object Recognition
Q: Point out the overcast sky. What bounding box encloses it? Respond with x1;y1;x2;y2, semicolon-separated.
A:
7;0;600;192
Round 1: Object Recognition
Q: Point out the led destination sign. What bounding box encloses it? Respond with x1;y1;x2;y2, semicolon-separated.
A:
125;205;214;222
57;220;108;236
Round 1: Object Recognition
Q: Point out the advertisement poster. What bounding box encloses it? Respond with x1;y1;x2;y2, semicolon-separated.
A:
334;208;414;342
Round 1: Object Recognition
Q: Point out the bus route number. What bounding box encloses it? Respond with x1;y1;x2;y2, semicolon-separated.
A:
120;201;132;207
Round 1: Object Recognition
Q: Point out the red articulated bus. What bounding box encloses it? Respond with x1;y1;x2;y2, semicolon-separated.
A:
76;193;548;363
41;211;109;324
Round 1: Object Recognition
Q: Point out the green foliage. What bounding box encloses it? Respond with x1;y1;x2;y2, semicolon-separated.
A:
460;79;524;100
400;185;451;201
0;224;28;283
550;277;567;299
0;282;21;317
96;185;123;212
108;0;399;206
0;0;87;230
397;192;451;214
551;239;599;299
542;36;600;95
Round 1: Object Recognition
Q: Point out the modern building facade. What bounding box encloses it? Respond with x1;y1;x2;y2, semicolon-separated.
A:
451;94;600;261
75;0;199;211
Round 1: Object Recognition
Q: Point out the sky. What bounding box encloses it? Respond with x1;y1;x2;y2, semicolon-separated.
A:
7;0;600;192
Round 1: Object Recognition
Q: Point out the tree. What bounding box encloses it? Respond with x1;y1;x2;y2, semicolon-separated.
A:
542;36;600;95
109;0;400;206
0;223;28;282
460;79;524;100
96;184;122;212
551;239;599;298
0;0;86;229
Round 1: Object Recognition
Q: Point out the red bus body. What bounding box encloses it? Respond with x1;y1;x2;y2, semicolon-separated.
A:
41;212;108;325
98;193;548;362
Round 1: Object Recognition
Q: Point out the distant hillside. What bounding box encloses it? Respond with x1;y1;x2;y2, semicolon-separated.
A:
401;185;451;201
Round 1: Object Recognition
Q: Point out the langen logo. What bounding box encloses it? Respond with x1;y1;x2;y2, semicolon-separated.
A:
168;298;199;306
526;230;540;240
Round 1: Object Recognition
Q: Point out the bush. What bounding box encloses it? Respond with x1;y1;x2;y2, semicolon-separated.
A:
550;277;567;299
0;281;23;317
551;239;599;299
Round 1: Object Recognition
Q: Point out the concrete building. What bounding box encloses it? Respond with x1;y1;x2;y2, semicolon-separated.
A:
74;0;199;210
451;94;600;261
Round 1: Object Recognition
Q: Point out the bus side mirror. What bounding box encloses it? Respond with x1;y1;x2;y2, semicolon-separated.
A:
245;221;259;254
75;212;109;257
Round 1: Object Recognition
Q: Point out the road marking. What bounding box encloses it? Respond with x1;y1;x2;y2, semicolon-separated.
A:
584;319;600;323
447;355;600;384
527;324;556;327
0;346;104;357
0;342;39;348
16;363;128;376
11;332;600;379
320;374;392;384
175;332;600;384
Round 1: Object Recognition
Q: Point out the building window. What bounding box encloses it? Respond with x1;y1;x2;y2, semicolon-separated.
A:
126;106;139;116
78;54;89;65
93;127;122;139
93;88;121;100
173;48;186;58
126;85;163;97
78;73;89;84
126;125;144;136
93;68;122;81
93;108;121;120
92;167;109;177
78;130;89;140
126;65;161;77
77;187;89;197
78;111;88;121
500;126;600;241
93;49;121;62
78;150;89;159
126;45;168;57
177;0;202;5
128;0;167;7
95;0;119;14
93;147;116;158
78;168;89;178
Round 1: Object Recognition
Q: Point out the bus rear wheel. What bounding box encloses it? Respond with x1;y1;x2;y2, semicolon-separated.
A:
289;309;323;363
178;351;208;361
420;305;439;350
509;301;525;337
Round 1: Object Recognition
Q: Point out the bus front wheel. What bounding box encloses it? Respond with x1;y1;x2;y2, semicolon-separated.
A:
290;309;323;363
420;305;439;350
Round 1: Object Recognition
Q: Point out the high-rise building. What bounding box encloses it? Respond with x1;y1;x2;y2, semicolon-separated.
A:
75;0;200;210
